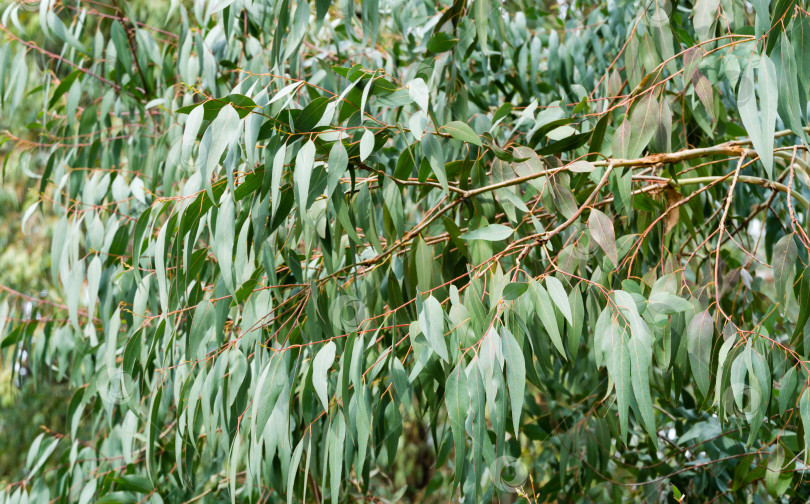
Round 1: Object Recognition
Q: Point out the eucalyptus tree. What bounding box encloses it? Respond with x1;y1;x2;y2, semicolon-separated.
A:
1;0;810;502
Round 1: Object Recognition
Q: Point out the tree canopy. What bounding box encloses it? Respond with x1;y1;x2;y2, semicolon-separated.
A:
2;0;810;502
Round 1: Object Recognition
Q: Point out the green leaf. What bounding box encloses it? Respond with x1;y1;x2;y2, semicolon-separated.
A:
615;290;656;444
693;0;720;41
766;443;784;498
502;282;528;301
26;437;59;478
408;77;429;112
313;341;336;412
612;119;632;159
145;387;162;482
474;0;488;52
214;195;236;294
155;223;169;314
271;143;288;218
460;224;514;241
189;300;215;360
287;438;305;504
758;54;778;178
419;295;449;362
415;235;433;293
326;139;348;198
181;104;205;164
739;56;779;177
95;493;138;504
445;363;469;491
530;280;566;358
203;104;241;199
295;140;316;219
421;133;448;194
647;292;692;316
328;411;346;504
686;310;714;397
441;121;482;146
501;328;525;436
568;160;596;173
545;276;572;325
792;266;810;342
772;234;797;306
801;387;810;463
626;92;660;159
252;354;287;436
603;321;631;442
359;128;374;161
779;365;797;415
588;208;618;266
492;103;514;124
228;431;241;504
427;32;458;53
48;68;81;108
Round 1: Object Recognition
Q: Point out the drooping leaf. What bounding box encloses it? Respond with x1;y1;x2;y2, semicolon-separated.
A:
772;234;797;306
445;363;469;491
686;310;714;397
530;280;566;358
545;276;572;325
359;129;374;161
419;295;449;362
588;208;618;266
501;328;525;436
313;341;336;412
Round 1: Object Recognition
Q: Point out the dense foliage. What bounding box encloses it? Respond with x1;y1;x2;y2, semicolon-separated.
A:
2;0;810;501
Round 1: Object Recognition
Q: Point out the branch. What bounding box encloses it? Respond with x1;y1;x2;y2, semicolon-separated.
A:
674;175;810;209
0;23;123;93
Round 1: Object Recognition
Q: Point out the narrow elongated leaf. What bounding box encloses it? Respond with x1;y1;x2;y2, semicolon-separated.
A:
693;0;720;42
793;266;810;342
214;195;236;293
204;104;241;198
545;276;572;325
419;295;448;362
328;412;346;504
313;342;336;412
501;328;525;436
615;290;656;443
326;139;348;198
589;208;618;266
421;133;448;194
445;363;469;491
359;129;374;161
271;143;287;217
779;365;797;415
739;56;779;178
758;54;778;178
766;443;784;497
182;105;205;164
294;140;316;218
530;280;566;358
603;321;631;441
801;388;810;463
626;92;660;159
287;438;305;504
687;310;714;396
773;234;797;305
408;77;429;112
